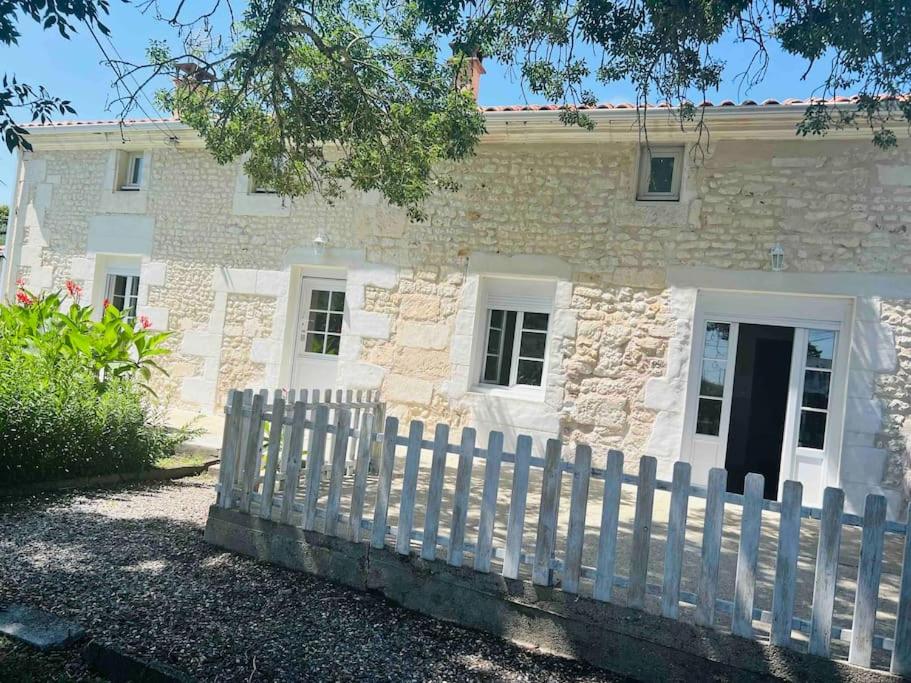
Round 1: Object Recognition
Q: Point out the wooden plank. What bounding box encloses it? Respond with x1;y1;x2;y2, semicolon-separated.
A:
371;416;399;549
849;493;887;668
396;421;425;555
732;472;765;638
448;427;476;567
279;400;307;524
695;467;727;627
239;392;265;514
532;439;563;586
661;460;692;618
347;412;374;543
301;404;330;531
770;479;803;648
346;390;361;473
502;435;532;579
593;450;624;602
216;389;236;506
563;444;592;594
278;390;302;476
808;486;845;656
254;388;269;483
236;389;254;495
324;408;351;537
475;431;504;573
218;390;244;509
891;502;911;676
420;423;450;561
258;392;285;520
628;455;657;608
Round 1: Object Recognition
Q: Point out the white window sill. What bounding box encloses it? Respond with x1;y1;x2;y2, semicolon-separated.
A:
469;384;546;403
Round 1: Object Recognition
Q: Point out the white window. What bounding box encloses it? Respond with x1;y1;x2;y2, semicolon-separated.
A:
302;288;345;356
105;273;140;322
119;152;145;191
636;144;683;201
797;329;836;450
476;278;554;391
695;321;731;436
250;157;284;194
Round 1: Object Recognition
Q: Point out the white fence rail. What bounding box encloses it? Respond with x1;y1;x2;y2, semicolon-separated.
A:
215;389;911;676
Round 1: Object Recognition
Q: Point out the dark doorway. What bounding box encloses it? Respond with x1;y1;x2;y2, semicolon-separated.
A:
724;324;794;499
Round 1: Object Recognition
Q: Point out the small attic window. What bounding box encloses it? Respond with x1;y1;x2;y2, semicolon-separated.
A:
118;152;145;191
637;145;683;201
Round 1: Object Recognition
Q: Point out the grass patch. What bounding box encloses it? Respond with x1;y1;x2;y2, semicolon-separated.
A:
0;634;100;682
153;451;216;470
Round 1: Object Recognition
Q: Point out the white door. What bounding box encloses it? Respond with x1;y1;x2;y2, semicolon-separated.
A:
290;277;347;390
683;312;846;507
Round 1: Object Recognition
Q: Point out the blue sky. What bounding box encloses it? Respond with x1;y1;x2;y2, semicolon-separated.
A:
0;3;833;199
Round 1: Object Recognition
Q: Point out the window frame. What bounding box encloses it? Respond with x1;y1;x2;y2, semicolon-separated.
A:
119;152;145;192
481;309;549;389
104;270;141;323
636;144;684;201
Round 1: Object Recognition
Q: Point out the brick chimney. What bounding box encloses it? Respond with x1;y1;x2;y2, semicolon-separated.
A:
452;52;485;100
171;62;215;116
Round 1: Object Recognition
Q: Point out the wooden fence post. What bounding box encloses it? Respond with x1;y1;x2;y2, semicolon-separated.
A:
661;460;692;619
448;427;476;567
808;486;845;656
849;493;887;668
502;435;532;580
396;421;425;555
891;502;911;676
239;392;265;514
218;390;244;509
475;431;504;573
301;404;330;531
593;450;624;603
771;479;802;648
259;392;286;520
324;408;351;537
347;411;375;543
279;400;308;525
732;472;764;638
371;416;399;549
421;423;450;561
533;439;563;586
695;467;727;627
628;455;657;609
563;444;592;595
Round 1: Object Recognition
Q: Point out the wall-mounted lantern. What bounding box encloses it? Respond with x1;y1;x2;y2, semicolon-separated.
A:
770;243;785;272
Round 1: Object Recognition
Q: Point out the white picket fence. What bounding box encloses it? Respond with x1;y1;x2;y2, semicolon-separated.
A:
215;389;911;676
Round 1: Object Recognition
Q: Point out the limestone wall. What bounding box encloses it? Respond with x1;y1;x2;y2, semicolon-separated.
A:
7;132;911;515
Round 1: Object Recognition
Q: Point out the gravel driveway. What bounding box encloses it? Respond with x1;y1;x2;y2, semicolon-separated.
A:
0;476;629;682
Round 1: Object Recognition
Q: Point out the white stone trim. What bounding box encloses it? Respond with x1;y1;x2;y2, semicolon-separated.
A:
231;166;291;217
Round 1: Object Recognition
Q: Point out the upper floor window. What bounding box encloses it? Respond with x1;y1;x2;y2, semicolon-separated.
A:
105;272;140;323
636;144;683;201
118;152;145;191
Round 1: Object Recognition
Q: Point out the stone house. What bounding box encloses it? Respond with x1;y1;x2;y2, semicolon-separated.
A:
2;96;911;519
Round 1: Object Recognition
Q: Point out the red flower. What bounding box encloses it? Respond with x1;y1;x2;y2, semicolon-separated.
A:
65;279;83;299
15;290;32;306
102;298;111;309
139;315;152;330
15;277;25;288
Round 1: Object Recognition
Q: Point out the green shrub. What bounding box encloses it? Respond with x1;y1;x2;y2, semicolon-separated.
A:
0;280;188;485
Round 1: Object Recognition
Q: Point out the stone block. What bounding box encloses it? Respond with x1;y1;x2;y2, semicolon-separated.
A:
0;604;85;651
255;269;289;297
250;338;278;364
69;256;94;281
877;164;911;186
19;243;44;269
400;293;441;320
851;320;897;373
349;310;392;340
29;266;54;290
136;306;169;331
397;321;450;350
847;370;875;400
181;378;217;406
844;397;883;434
180;332;222;358
349;263;398;289
212;267;257;294
140;261;167;287
840;445;888;485
383;374;434;405
551;309;577;339
337;361;385;389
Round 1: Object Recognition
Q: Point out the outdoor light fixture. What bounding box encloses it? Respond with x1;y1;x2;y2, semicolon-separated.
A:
770;243;785;272
313;230;329;257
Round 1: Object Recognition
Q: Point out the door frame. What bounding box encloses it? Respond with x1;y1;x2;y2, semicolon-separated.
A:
680;290;853;502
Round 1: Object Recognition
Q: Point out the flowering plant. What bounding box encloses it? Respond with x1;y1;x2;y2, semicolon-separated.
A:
1;279;172;394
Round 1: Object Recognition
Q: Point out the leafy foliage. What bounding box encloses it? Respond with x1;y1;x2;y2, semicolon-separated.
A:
3;279;171;394
0;204;8;244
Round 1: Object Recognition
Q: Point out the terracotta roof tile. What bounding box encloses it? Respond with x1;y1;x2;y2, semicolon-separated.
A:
23;117;180;129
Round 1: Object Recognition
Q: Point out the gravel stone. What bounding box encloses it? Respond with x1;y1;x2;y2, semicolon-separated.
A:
0;477;631;682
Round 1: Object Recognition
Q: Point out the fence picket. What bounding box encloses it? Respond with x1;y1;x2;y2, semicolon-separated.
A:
348;412;374;543
279;400;307;524
218;390;244;509
259;393;285;520
324;408;351;537
475;431;504;573
301;404;330;531
421;423;450;561
732;472;764;638
371;417;399;549
346;390;361;474
628;455;657;608
279;391;303;477
502;435;532;580
695;467;727;627
891;503;911;676
236;389;254;503
563;445;592;595
771;480;803;647
254;388;269;483
533;439;563;586
448;427;476;567
239;392;265;514
809;486;845;656
593;450;624;602
849;494;887;668
661;461;692;618
396;421;425;555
